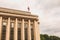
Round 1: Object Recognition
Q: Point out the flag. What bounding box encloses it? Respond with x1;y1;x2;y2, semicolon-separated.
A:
27;6;30;11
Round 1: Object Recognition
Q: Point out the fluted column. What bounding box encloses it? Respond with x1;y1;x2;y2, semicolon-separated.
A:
21;19;25;40
14;18;18;40
36;22;40;40
0;16;2;40
28;19;31;40
6;17;10;40
33;20;37;40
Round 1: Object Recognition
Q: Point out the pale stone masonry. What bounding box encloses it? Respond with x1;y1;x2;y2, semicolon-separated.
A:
0;7;40;40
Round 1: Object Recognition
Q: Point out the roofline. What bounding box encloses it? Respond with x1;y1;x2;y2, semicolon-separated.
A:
0;7;38;17
0;7;31;14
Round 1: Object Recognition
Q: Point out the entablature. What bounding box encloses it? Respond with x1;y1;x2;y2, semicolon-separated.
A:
0;12;38;20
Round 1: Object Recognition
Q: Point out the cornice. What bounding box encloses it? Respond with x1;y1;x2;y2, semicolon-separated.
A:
0;7;38;17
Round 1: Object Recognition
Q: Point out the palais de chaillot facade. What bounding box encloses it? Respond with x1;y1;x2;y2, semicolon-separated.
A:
0;7;40;40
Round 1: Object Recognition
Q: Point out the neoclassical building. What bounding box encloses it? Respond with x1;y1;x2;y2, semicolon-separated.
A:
0;7;40;40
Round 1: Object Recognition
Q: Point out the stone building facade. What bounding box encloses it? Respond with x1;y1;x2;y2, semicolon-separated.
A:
0;7;40;40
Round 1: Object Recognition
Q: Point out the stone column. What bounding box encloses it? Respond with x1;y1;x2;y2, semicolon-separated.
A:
36;22;40;40
21;19;25;40
14;18;18;40
27;19;31;40
6;17;10;40
0;16;2;40
33;20;37;40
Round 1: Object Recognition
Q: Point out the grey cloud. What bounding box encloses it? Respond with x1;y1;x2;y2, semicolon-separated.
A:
43;28;60;33
35;0;60;10
30;0;60;37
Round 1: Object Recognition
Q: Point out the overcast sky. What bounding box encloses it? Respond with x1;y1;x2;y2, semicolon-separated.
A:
0;0;60;37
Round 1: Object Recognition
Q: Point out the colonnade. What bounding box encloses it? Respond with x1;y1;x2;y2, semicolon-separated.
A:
0;16;40;40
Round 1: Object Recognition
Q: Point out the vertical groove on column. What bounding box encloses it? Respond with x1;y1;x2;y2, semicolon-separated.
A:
14;18;18;40
34;20;37;40
21;19;25;40
0;16;2;40
28;19;31;40
6;17;10;40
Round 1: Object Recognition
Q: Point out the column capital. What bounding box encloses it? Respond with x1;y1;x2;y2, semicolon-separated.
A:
22;18;24;21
